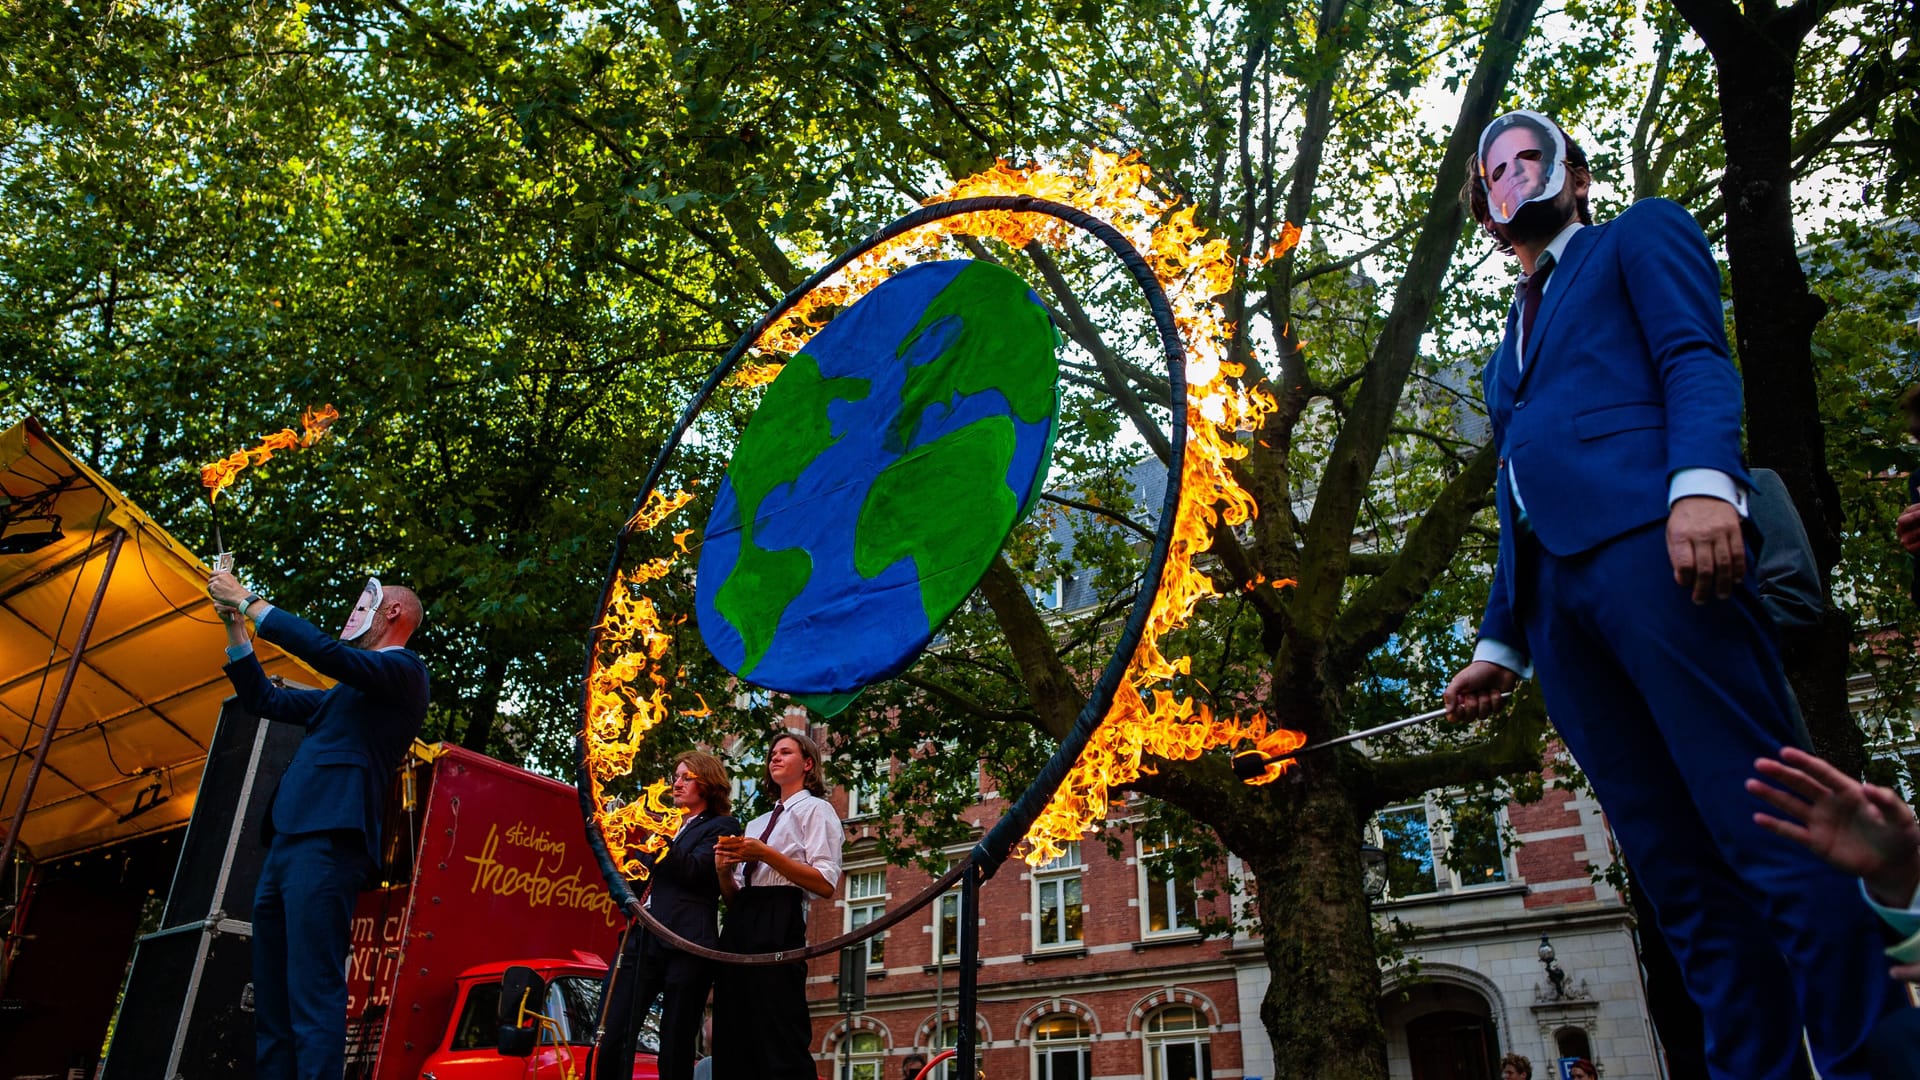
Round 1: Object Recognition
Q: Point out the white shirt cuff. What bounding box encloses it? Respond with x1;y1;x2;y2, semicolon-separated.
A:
1861;877;1920;939
1668;468;1748;517
224;642;254;663
1472;639;1533;679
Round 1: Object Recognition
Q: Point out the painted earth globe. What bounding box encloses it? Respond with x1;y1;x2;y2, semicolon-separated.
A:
695;258;1061;699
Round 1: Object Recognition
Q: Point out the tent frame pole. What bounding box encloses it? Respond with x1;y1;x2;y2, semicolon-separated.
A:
0;528;127;874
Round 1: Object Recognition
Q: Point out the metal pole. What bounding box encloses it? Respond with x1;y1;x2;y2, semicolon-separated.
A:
0;529;126;873
956;862;979;1079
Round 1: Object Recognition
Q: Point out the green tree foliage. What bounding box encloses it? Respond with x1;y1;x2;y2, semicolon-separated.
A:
2;0;1915;1073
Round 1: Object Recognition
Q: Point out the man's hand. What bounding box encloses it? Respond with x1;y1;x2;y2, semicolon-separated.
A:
1897;502;1920;555
1444;661;1519;723
1746;746;1920;909
207;570;248;608
1667;495;1745;603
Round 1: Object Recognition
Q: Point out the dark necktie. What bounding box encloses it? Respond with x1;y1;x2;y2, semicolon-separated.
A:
740;799;785;886
1517;255;1556;367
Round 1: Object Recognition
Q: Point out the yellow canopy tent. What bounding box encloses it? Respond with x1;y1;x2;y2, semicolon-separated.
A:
0;416;327;865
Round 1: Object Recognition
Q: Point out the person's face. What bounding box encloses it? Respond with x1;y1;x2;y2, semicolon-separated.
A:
1501;1066;1526;1080
340;580;383;643
671;763;708;812
767;737;810;793
1570;1069;1594;1080
1485;127;1554;222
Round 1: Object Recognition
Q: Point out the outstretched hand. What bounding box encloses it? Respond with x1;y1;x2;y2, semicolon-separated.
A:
1746;746;1920;910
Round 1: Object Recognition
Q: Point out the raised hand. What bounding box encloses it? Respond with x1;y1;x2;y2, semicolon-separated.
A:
1746;746;1920;908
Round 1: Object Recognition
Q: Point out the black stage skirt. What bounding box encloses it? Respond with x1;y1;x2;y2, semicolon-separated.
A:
712;885;813;1080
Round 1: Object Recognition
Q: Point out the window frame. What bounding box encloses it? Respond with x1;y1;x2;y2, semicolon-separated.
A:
1137;832;1200;938
1031;1013;1093;1080
844;868;888;969
1031;842;1085;951
1143;1005;1213;1080
1368;792;1513;901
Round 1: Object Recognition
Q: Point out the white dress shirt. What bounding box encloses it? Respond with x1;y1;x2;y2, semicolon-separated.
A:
732;789;844;894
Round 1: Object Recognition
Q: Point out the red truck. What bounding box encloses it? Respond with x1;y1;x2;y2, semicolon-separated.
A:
343;744;660;1079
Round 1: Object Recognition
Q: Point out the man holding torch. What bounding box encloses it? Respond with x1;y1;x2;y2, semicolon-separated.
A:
1442;109;1909;1078
208;571;429;1080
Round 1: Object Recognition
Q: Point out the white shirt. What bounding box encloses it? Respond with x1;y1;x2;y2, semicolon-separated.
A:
732;789;843;893
1476;219;1746;676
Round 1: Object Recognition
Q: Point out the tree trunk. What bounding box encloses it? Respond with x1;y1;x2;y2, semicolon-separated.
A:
1246;766;1385;1079
1671;0;1862;771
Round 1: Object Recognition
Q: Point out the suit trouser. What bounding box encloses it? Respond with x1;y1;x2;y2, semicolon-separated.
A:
253;830;370;1080
711;886;813;1080
598;928;714;1080
1518;523;1909;1080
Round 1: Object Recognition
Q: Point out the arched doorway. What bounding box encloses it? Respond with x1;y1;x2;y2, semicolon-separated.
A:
1380;976;1503;1080
1405;1010;1498;1080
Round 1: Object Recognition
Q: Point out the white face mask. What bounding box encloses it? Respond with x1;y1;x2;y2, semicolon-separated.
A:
341;577;384;641
1478;110;1568;224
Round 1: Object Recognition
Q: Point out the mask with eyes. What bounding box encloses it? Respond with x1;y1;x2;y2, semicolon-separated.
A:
341;577;384;642
1478;110;1568;225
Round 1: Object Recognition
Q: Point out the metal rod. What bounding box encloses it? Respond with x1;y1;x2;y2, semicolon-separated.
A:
0;529;126;873
956;861;980;1079
1231;694;1512;778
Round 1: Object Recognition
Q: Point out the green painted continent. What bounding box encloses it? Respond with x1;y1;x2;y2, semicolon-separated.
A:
895;261;1059;449
855;416;1017;626
715;352;870;675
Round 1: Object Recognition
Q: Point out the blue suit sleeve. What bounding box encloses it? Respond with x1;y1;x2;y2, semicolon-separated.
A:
255;607;429;714
648;815;742;889
1615;199;1750;484
222;651;329;725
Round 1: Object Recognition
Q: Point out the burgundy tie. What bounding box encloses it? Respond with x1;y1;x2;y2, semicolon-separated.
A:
740;800;784;886
1518;256;1556;364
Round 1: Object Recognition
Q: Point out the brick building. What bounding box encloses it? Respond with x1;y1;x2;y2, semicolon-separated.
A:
779;724;1664;1080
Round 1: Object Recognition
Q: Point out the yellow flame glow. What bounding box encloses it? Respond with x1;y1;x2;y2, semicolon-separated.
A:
200;404;340;503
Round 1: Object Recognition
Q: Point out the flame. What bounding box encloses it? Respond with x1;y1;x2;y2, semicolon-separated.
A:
200;404;340;502
583;153;1310;875
583;499;700;878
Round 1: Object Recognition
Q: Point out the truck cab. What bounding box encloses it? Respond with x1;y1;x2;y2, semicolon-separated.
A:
418;955;660;1080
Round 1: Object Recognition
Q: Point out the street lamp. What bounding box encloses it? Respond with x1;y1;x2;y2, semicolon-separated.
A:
1537;932;1569;999
1360;845;1389;904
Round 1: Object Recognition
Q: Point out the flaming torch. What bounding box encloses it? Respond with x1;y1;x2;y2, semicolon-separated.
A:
199;404;340;567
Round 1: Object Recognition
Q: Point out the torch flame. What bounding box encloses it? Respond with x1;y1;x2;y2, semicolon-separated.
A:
583;153;1309;874
201;404;340;503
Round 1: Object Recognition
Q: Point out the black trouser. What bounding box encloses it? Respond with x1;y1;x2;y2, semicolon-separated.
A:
599;928;715;1080
711;886;812;1080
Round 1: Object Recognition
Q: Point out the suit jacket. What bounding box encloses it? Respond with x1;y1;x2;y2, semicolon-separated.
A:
223;607;431;867
1478;198;1751;652
639;810;742;949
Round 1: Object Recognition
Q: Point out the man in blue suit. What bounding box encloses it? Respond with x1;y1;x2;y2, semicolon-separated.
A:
209;572;430;1080
1443;110;1910;1079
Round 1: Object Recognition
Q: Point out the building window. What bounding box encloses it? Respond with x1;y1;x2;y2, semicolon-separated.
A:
932;890;961;961
1376;804;1438;898
1440;798;1507;888
846;869;887;968
1140;833;1198;935
836;1030;884;1080
729;747;764;810
1032;1014;1092;1080
1033;842;1084;949
932;1023;965;1080
1144;1005;1211;1080
847;776;887;819
1371;795;1510;899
